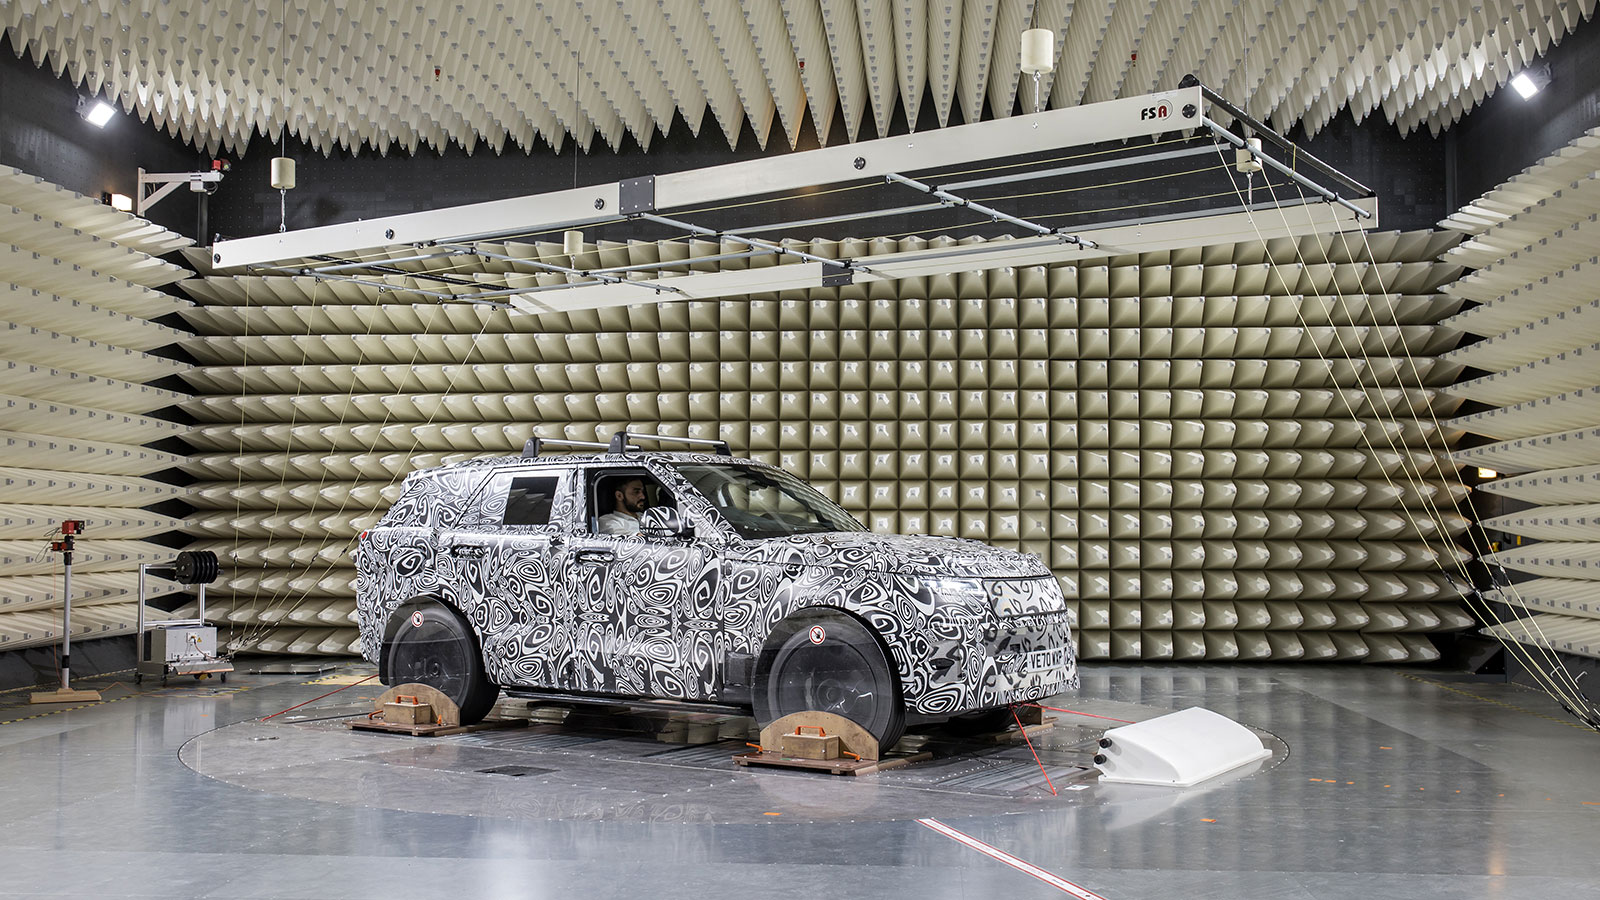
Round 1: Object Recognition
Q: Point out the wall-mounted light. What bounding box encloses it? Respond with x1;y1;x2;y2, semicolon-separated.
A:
1510;64;1552;99
1477;467;1499;480
76;96;116;127
100;191;133;212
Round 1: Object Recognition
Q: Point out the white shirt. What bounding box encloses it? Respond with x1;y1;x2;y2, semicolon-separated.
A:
597;510;640;535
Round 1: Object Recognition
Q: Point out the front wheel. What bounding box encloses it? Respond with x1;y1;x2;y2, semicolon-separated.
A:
384;603;499;724
755;613;905;752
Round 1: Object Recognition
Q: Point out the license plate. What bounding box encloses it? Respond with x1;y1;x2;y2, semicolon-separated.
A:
1023;647;1066;671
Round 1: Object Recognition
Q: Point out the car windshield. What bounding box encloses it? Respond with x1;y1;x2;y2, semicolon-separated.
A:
674;463;866;540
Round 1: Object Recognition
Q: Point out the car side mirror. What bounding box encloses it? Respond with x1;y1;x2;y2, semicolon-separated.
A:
639;506;692;539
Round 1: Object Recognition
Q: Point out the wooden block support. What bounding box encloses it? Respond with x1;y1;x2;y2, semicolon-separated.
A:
777;728;840;760
30;688;102;705
1015;704;1048;726
383;698;435;726
373;683;460;727
759;710;880;761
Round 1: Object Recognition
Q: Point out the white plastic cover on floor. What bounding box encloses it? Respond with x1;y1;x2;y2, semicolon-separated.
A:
0;168;191;652
1443;127;1600;662
1096;706;1272;787
180;228;1472;662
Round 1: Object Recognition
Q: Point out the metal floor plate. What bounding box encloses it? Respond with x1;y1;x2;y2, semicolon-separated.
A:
178;695;1277;825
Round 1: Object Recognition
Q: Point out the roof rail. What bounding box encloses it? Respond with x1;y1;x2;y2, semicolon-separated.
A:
607;430;733;456
523;436;610;458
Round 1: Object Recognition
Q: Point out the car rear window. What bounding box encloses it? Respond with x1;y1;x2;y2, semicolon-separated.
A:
502;476;560;526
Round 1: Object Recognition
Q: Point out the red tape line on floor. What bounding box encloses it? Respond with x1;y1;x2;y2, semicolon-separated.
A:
1013;705;1057;796
260;674;377;721
917;817;1109;899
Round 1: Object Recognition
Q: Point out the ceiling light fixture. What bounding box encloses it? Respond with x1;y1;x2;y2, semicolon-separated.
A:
1510;64;1552;99
77;96;115;127
102;191;133;212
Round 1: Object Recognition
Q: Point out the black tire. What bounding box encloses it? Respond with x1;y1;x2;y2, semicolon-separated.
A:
755;613;905;751
384;603;499;724
944;706;1016;737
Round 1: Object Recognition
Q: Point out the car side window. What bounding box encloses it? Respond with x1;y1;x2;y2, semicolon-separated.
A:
589;469;676;535
463;469;565;528
502;475;560;526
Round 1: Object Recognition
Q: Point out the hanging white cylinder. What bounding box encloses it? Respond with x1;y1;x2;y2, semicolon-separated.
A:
270;157;297;190
563;230;584;256
1020;29;1055;75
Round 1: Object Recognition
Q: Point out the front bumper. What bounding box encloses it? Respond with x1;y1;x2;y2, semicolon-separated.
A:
911;607;1079;715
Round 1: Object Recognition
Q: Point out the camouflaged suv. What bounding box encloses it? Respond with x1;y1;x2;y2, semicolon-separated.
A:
355;432;1077;748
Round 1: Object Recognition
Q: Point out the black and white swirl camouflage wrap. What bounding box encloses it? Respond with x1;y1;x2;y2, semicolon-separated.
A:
355;451;1077;717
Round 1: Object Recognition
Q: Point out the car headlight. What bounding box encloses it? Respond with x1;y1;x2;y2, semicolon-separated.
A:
927;577;989;609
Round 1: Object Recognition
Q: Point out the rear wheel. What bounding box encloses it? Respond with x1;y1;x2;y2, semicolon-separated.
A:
755;613;905;751
384;603;499;724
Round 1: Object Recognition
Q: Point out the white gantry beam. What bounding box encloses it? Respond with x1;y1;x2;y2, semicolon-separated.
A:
216;86;1209;267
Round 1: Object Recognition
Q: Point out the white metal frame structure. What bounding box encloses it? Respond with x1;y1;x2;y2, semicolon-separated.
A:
135;167;225;218
213;83;1379;316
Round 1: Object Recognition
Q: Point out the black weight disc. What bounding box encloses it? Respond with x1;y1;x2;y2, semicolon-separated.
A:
173;550;220;585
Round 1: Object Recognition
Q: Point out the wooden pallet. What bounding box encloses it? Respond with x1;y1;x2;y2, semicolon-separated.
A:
348;716;524;737
732;749;932;776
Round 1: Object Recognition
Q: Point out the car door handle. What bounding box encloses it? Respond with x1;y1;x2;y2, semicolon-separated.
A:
449;541;488;559
574;549;614;564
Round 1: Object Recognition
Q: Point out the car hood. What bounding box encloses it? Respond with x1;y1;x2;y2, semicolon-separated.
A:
734;532;1051;579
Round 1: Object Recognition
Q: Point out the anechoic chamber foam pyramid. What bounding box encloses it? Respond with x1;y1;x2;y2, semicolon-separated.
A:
176;225;1473;663
0;166;194;652
1443;127;1600;661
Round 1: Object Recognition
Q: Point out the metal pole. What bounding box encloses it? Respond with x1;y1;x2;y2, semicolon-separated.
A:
638;213;879;274
60;534;72;691
1202;118;1373;220
882;172;1097;247
137;563;147;667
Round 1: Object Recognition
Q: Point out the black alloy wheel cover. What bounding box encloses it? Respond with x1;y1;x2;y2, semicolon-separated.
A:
385;604;498;724
758;614;905;751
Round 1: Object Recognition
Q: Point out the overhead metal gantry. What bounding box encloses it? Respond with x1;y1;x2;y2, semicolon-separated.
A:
212;82;1379;316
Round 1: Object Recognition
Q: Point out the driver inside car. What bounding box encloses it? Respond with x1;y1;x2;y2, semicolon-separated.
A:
598;476;650;535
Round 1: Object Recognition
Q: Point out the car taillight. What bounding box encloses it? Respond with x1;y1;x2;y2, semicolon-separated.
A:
358;530;369;541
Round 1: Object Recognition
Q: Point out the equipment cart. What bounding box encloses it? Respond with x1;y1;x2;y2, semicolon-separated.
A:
135;551;232;685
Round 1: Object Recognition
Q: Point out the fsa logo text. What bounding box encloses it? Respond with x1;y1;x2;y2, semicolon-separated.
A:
1140;102;1172;121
